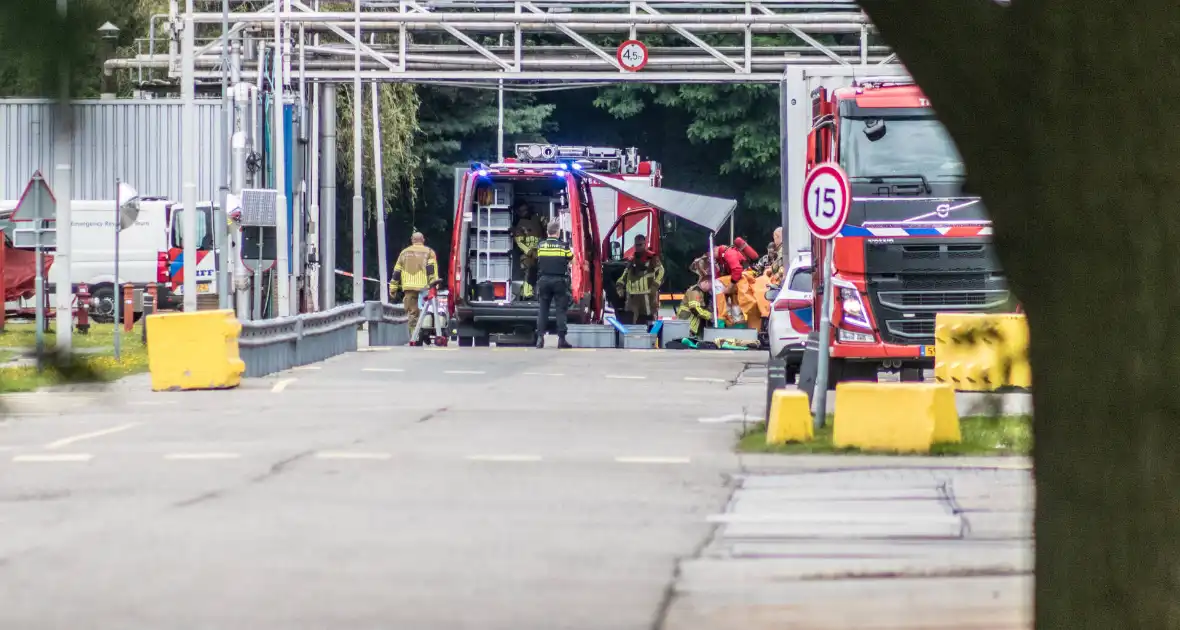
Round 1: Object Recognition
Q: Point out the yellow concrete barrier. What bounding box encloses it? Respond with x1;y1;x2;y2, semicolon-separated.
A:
934;313;1031;391
833;383;960;453
146;309;245;391
766;390;813;445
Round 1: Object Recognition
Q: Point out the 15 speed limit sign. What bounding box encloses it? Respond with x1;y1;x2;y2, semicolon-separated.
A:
803;162;850;240
616;40;649;72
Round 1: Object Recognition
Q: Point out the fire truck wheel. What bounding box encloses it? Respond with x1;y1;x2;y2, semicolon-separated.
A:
90;285;116;323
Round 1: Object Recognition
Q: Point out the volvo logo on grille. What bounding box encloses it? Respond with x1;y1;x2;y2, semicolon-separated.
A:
935;204;951;218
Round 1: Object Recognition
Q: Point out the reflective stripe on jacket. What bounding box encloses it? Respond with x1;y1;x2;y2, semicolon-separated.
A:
676;287;713;336
535;237;573;277
391;244;438;291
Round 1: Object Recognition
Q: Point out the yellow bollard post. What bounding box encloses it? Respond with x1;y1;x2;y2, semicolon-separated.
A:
766;390;814;445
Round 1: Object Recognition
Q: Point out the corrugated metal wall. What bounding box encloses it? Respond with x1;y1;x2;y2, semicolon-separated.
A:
0;99;225;202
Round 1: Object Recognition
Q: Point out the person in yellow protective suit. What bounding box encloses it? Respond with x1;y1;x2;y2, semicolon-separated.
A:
615;235;665;325
389;232;439;335
511;201;546;298
676;280;714;339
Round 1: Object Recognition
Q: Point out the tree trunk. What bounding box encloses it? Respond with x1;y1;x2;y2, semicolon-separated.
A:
860;1;1180;627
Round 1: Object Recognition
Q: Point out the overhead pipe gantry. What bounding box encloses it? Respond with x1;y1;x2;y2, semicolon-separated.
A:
108;0;905;317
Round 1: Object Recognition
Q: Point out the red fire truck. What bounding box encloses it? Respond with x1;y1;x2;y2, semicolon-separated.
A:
796;80;1017;393
448;143;663;345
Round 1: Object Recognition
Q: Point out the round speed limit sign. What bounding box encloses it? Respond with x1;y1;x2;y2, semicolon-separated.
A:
616;40;649;72
802;162;851;240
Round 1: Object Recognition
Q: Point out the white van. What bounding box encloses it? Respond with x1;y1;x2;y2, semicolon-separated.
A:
0;199;216;320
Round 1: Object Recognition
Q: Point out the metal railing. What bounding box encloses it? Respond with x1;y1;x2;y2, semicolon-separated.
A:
237;301;410;377
365;301;411;347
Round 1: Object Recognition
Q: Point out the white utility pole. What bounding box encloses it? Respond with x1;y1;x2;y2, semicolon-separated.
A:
371;75;388;303
273;0;291;316
351;0;364;303
231;41;251;320
54;0;73;351
181;0;198;313
497;33;505;161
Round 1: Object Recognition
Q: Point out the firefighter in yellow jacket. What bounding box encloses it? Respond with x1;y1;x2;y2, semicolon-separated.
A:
390;232;439;334
676;280;714;339
615;235;665;325
512;201;546;299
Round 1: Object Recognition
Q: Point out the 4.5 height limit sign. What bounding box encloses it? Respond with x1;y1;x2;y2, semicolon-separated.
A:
802;162;850;430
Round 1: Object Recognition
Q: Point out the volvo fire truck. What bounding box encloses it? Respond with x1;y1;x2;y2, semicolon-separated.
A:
796;80;1017;393
448;143;663;345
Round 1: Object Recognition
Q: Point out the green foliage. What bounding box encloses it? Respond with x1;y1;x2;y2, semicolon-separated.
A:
0;0;158;98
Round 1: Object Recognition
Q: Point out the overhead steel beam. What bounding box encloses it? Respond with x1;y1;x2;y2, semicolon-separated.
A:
635;2;744;73
520;1;623;71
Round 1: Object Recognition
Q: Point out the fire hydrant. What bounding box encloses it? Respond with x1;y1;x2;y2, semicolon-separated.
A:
76;284;91;335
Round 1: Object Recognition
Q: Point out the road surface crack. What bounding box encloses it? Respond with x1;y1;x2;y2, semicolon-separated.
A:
417;406;449;423
173;449;316;509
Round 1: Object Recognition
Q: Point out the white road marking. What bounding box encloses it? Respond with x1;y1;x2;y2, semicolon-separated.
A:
292;366;322;371
492;347;529;351
523;372;564;377
128;400;177;406
466;454;543;462
272;378;297;393
358;347;393;352
614;456;692;464
164;453;242;460
314;451;392;460
362;368;405;373
444;370;486;375
606;375;647;380
566;348;597;352
14;453;94;463
684;377;727;383
44;423;141;450
698;413;749;424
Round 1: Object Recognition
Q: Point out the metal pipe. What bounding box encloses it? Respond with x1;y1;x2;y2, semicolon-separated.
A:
181;0;198;314
273;0;291;317
497;33;504;162
707;232;719;326
187;11;869;24
233;21;867;33
351;0;364;304
319;82;337;309
219;0;231;310
231;39;251;320
371;75;389;304
308;0;322;311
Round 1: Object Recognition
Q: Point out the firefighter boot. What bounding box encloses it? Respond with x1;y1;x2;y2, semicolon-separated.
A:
535;333;545;349
558;335;573;349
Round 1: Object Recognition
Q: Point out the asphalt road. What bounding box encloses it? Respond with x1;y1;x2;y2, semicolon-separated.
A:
0;346;766;630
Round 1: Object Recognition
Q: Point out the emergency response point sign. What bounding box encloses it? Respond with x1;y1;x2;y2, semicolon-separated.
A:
803;162;850;240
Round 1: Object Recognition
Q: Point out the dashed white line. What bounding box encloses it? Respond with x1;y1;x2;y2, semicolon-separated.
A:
614;456;692;464
128;400;177;406
44;423;141;450
698;413;748;424
14;453;94;463
466;454;543;462
606;375;647;380
444;370;486;375
357;347;393;352
292;366;322;371
314;451;392;460
272;378;297;393
362;368;405;373
684;377;727;383
522;372;565;377
165;453;242;460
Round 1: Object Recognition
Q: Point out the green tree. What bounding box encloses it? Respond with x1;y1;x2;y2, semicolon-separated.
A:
860;0;1172;627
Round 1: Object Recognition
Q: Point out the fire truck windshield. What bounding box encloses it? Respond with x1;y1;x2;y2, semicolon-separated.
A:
840;117;965;184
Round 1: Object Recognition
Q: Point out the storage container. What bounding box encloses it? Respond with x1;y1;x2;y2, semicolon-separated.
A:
566;324;616;349
470;232;512;252
477;208;513;229
658;319;693;345
616;323;648;347
474;256;512;282
622;333;657;350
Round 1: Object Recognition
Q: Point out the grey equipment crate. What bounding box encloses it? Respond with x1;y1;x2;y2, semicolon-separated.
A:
471;232;513;252
616;323;648;347
477;208;513;230
566;324;616;349
658;319;693;345
474;256;512;282
623;332;657;350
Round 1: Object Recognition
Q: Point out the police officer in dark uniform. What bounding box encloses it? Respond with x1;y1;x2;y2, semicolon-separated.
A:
532;221;574;349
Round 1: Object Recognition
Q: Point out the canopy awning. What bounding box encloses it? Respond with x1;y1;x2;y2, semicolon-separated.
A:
581;172;737;234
